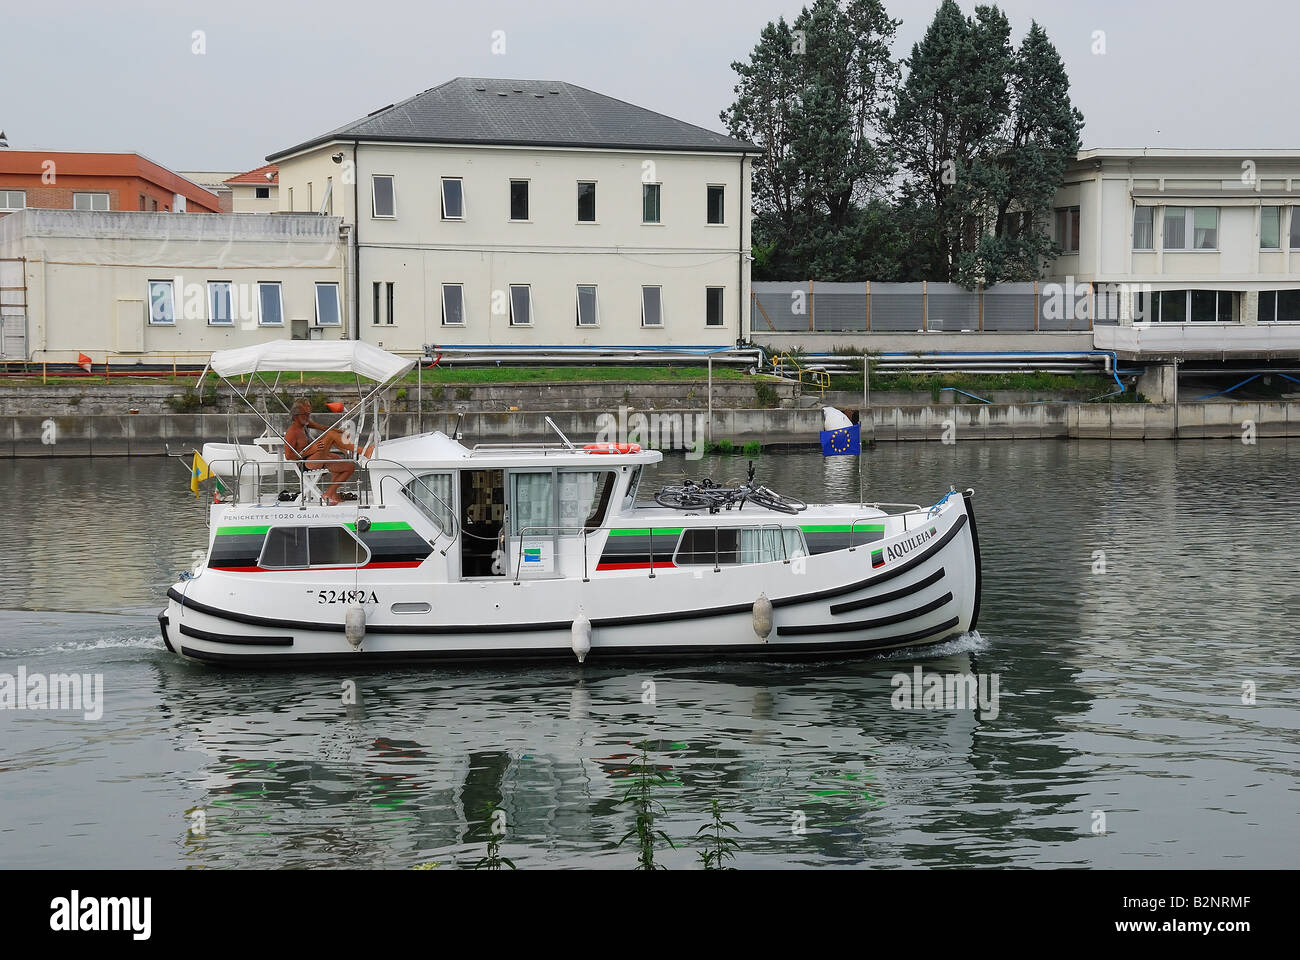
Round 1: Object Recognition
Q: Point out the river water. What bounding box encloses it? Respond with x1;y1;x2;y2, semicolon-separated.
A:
1;441;1296;869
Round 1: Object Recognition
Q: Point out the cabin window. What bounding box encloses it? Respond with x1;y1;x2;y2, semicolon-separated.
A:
510;471;554;537
1261;207;1281;250
674;527;806;566
258;526;368;568
621;466;643;510
402;472;455;535
558;471;616;532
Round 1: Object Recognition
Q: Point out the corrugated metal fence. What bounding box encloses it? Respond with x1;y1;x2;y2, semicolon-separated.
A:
753;280;1118;334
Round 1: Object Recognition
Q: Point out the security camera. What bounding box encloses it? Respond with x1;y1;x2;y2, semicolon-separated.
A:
331;152;344;164
264;171;274;181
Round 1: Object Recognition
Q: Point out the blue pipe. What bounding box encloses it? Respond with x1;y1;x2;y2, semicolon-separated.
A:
1188;374;1260;401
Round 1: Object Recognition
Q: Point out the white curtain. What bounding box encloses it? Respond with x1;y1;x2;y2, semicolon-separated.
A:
511;472;554;536
558;471;601;533
403;473;453;534
737;528;804;564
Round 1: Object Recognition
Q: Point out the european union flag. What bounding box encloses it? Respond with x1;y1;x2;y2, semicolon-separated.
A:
820;423;860;457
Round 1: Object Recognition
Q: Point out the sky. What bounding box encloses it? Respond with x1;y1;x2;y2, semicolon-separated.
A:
2;0;1295;174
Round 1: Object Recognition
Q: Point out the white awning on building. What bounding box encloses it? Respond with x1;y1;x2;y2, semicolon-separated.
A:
209;339;414;382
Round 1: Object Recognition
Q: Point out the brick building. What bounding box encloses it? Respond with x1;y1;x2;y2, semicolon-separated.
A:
0;151;221;217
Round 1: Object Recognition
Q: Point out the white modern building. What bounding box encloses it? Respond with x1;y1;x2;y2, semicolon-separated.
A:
267;77;759;351
1047;148;1300;370
0;209;347;364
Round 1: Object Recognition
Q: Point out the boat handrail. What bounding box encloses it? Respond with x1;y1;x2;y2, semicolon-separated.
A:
511;520;800;582
468;442;585;455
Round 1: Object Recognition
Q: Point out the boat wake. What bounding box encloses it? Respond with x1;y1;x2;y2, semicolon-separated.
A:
878;629;989;661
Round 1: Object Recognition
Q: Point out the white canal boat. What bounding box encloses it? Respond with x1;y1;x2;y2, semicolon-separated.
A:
159;341;982;666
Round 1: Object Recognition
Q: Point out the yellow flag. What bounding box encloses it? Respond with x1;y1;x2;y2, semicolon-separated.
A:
191;452;211;497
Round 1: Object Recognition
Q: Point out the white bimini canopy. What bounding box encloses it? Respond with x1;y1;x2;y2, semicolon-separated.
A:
209;339;414;383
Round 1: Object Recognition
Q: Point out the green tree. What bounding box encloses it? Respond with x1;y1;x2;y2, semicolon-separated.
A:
723;0;900;279
887;3;1083;287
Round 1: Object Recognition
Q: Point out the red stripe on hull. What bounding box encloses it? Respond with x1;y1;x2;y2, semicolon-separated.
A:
208;561;423;573
594;561;678;571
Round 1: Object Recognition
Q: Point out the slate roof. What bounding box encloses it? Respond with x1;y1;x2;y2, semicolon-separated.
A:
268;78;758;161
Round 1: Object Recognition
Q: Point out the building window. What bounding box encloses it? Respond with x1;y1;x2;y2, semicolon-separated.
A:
1054;206;1079;252
641;286;663;327
1260;207;1282;249
372;175;395;218
1149;289;1233;323
1290;207;1300;250
707;185;725;225
442;178;464;219
255;186;270;200
510;180;529;221
442;284;465;325
307;182;313;212
1259;290;1300;322
315;283;341;326
138;194;147;211
73;192;110;211
643;183;662;224
706;287;725;327
576;285;598;326
148;280;176;325
1163;206;1218;250
372;282;396;324
1133;206;1154;250
285;188;292;211
509;285;532;325
0;190;25;211
577;181;596;222
208;281;234;325
258;282;283;325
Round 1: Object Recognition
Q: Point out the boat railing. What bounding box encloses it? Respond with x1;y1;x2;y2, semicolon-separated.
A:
202;456;369;508
370;459;459;547
512;521;800;583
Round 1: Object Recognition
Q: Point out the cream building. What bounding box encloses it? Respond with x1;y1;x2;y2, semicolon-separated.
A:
0;209;346;364
1048;149;1300;372
267;77;758;351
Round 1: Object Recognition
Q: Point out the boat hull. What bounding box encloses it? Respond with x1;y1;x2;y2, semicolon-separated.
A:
160;494;982;667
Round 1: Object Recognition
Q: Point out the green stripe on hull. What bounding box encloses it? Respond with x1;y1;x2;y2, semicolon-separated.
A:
609;527;683;537
216;521;414;536
800;523;883;533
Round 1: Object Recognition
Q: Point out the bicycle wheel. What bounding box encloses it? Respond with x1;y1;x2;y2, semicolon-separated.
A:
748;487;808;515
655;487;712;510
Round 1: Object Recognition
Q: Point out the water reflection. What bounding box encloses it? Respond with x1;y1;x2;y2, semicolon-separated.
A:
2;442;1298;868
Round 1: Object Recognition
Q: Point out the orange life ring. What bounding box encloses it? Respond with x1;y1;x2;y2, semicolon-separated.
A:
584;442;641;454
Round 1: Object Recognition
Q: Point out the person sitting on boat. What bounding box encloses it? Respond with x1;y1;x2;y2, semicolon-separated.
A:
284;398;361;505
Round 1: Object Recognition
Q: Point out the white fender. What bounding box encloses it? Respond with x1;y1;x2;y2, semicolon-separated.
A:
345;605;366;651
753;592;773;641
571;610;592;663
